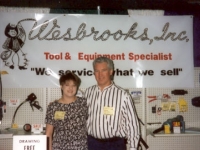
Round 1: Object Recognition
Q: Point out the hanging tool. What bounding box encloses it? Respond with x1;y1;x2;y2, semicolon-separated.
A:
148;94;170;103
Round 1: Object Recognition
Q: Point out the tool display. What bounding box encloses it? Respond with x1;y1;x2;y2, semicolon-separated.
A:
148;94;170;103
171;89;188;95
153;115;185;134
178;98;188;112
192;96;200;107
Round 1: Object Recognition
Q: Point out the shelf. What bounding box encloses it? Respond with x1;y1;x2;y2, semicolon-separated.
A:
147;129;200;137
154;131;200;137
0;130;13;139
0;128;45;139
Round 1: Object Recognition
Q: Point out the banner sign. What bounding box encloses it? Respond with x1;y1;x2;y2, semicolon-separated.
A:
0;13;194;88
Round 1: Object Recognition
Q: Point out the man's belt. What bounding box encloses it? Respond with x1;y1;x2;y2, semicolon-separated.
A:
89;135;126;143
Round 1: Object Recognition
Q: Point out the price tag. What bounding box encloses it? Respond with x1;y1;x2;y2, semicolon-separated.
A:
31;124;43;134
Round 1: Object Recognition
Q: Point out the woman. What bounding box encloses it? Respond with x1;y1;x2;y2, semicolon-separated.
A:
45;72;88;150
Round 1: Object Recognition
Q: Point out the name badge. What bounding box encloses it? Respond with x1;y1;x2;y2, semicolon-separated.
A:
54;111;65;120
103;107;114;115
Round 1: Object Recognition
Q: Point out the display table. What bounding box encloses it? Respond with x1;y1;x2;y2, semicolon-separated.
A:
147;128;200;137
0;128;45;139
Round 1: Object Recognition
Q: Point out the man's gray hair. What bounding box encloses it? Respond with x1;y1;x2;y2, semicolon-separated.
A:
93;57;114;70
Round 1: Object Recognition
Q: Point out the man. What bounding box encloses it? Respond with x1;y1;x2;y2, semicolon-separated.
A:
84;57;140;150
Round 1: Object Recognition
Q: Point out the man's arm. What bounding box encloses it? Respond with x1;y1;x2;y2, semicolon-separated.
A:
125;94;140;150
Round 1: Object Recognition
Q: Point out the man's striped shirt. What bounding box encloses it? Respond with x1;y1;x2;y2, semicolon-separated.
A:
84;82;140;149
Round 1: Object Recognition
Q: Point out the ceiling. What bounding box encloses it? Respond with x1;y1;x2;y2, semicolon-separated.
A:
0;0;200;13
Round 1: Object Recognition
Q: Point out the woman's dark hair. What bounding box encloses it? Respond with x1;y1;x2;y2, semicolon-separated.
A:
59;72;81;88
59;72;81;95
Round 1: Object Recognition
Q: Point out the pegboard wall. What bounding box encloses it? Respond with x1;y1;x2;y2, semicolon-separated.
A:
0;86;145;150
146;68;200;150
0;68;199;150
1;88;46;130
146;68;200;129
0;88;47;150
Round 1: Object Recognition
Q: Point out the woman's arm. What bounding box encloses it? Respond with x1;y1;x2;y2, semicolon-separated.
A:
46;124;54;150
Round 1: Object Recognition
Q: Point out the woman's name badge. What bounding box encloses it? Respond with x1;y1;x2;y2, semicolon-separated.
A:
103;107;114;115
54;111;65;120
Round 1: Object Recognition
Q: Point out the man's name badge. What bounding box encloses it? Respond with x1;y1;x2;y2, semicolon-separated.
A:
54;111;65;120
103;106;115;115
